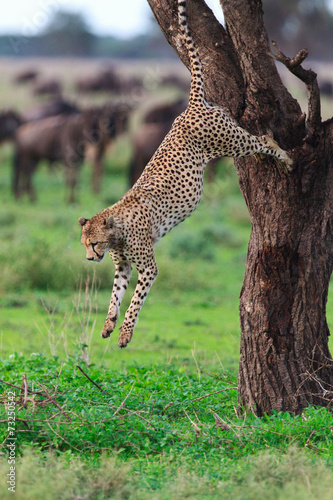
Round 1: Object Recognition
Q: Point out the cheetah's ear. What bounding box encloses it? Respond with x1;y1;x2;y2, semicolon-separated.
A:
104;216;114;229
78;217;89;227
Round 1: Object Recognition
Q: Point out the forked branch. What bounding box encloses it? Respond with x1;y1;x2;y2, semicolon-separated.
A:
270;41;321;143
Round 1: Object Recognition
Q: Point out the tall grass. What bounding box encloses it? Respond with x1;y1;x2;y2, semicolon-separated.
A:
1;354;333;499
1;446;332;500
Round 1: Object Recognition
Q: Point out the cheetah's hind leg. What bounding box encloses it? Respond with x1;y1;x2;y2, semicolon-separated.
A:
260;134;293;173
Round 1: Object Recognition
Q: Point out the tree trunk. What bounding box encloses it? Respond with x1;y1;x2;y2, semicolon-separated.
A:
148;0;333;415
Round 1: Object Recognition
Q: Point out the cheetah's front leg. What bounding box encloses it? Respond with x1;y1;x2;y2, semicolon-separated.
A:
118;259;158;348
101;261;132;338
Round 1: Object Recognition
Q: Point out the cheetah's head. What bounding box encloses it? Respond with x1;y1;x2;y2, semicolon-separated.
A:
78;214;119;262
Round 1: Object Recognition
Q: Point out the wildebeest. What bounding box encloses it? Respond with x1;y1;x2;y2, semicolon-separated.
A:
89;104;130;193
76;68;121;93
143;99;187;125
23;98;79;122
0;99;78;140
14;69;39;84
0;100;78;147
0;110;23;143
320;80;333;97
76;67;142;96
13;105;130;202
160;74;189;92
32;78;62;97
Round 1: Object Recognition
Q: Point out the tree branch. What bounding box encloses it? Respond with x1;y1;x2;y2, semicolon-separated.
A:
147;0;244;118
220;0;305;146
270;41;322;144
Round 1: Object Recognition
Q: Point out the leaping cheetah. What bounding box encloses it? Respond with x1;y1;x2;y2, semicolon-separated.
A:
78;0;292;348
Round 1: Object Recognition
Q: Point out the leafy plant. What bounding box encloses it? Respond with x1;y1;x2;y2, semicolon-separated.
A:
1;354;333;498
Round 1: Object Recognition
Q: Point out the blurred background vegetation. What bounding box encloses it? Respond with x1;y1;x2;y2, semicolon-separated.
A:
0;0;332;60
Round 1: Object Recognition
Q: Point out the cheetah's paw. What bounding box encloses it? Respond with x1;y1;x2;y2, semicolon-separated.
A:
278;155;293;173
118;325;133;348
101;316;117;338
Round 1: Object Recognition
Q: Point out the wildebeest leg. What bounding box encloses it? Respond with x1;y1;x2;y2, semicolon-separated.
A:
13;152;38;201
128;147;146;187
12;150;22;199
91;143;105;194
101;260;132;338
64;162;80;204
24;158;38;202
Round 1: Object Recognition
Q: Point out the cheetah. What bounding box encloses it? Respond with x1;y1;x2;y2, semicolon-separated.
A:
78;0;292;348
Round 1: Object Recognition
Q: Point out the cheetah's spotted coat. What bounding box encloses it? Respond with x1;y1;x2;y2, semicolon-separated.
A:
79;0;292;348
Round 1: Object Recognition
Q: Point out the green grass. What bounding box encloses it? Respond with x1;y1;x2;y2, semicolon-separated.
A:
1;355;333;499
2;446;332;500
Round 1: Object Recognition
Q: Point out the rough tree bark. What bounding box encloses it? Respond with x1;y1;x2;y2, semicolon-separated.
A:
148;0;333;415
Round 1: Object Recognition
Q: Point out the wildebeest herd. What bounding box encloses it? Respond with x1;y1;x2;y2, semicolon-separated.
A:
1;64;193;203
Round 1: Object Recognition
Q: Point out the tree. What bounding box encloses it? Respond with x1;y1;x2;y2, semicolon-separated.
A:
39;11;95;56
147;0;333;416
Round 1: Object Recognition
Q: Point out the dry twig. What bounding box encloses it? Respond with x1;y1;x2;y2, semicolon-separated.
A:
76;364;112;396
269;40;321;142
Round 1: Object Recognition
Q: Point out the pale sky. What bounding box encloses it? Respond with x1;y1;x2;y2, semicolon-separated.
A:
0;0;224;38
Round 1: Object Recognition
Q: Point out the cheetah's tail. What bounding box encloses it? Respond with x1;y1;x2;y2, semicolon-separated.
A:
178;0;205;107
